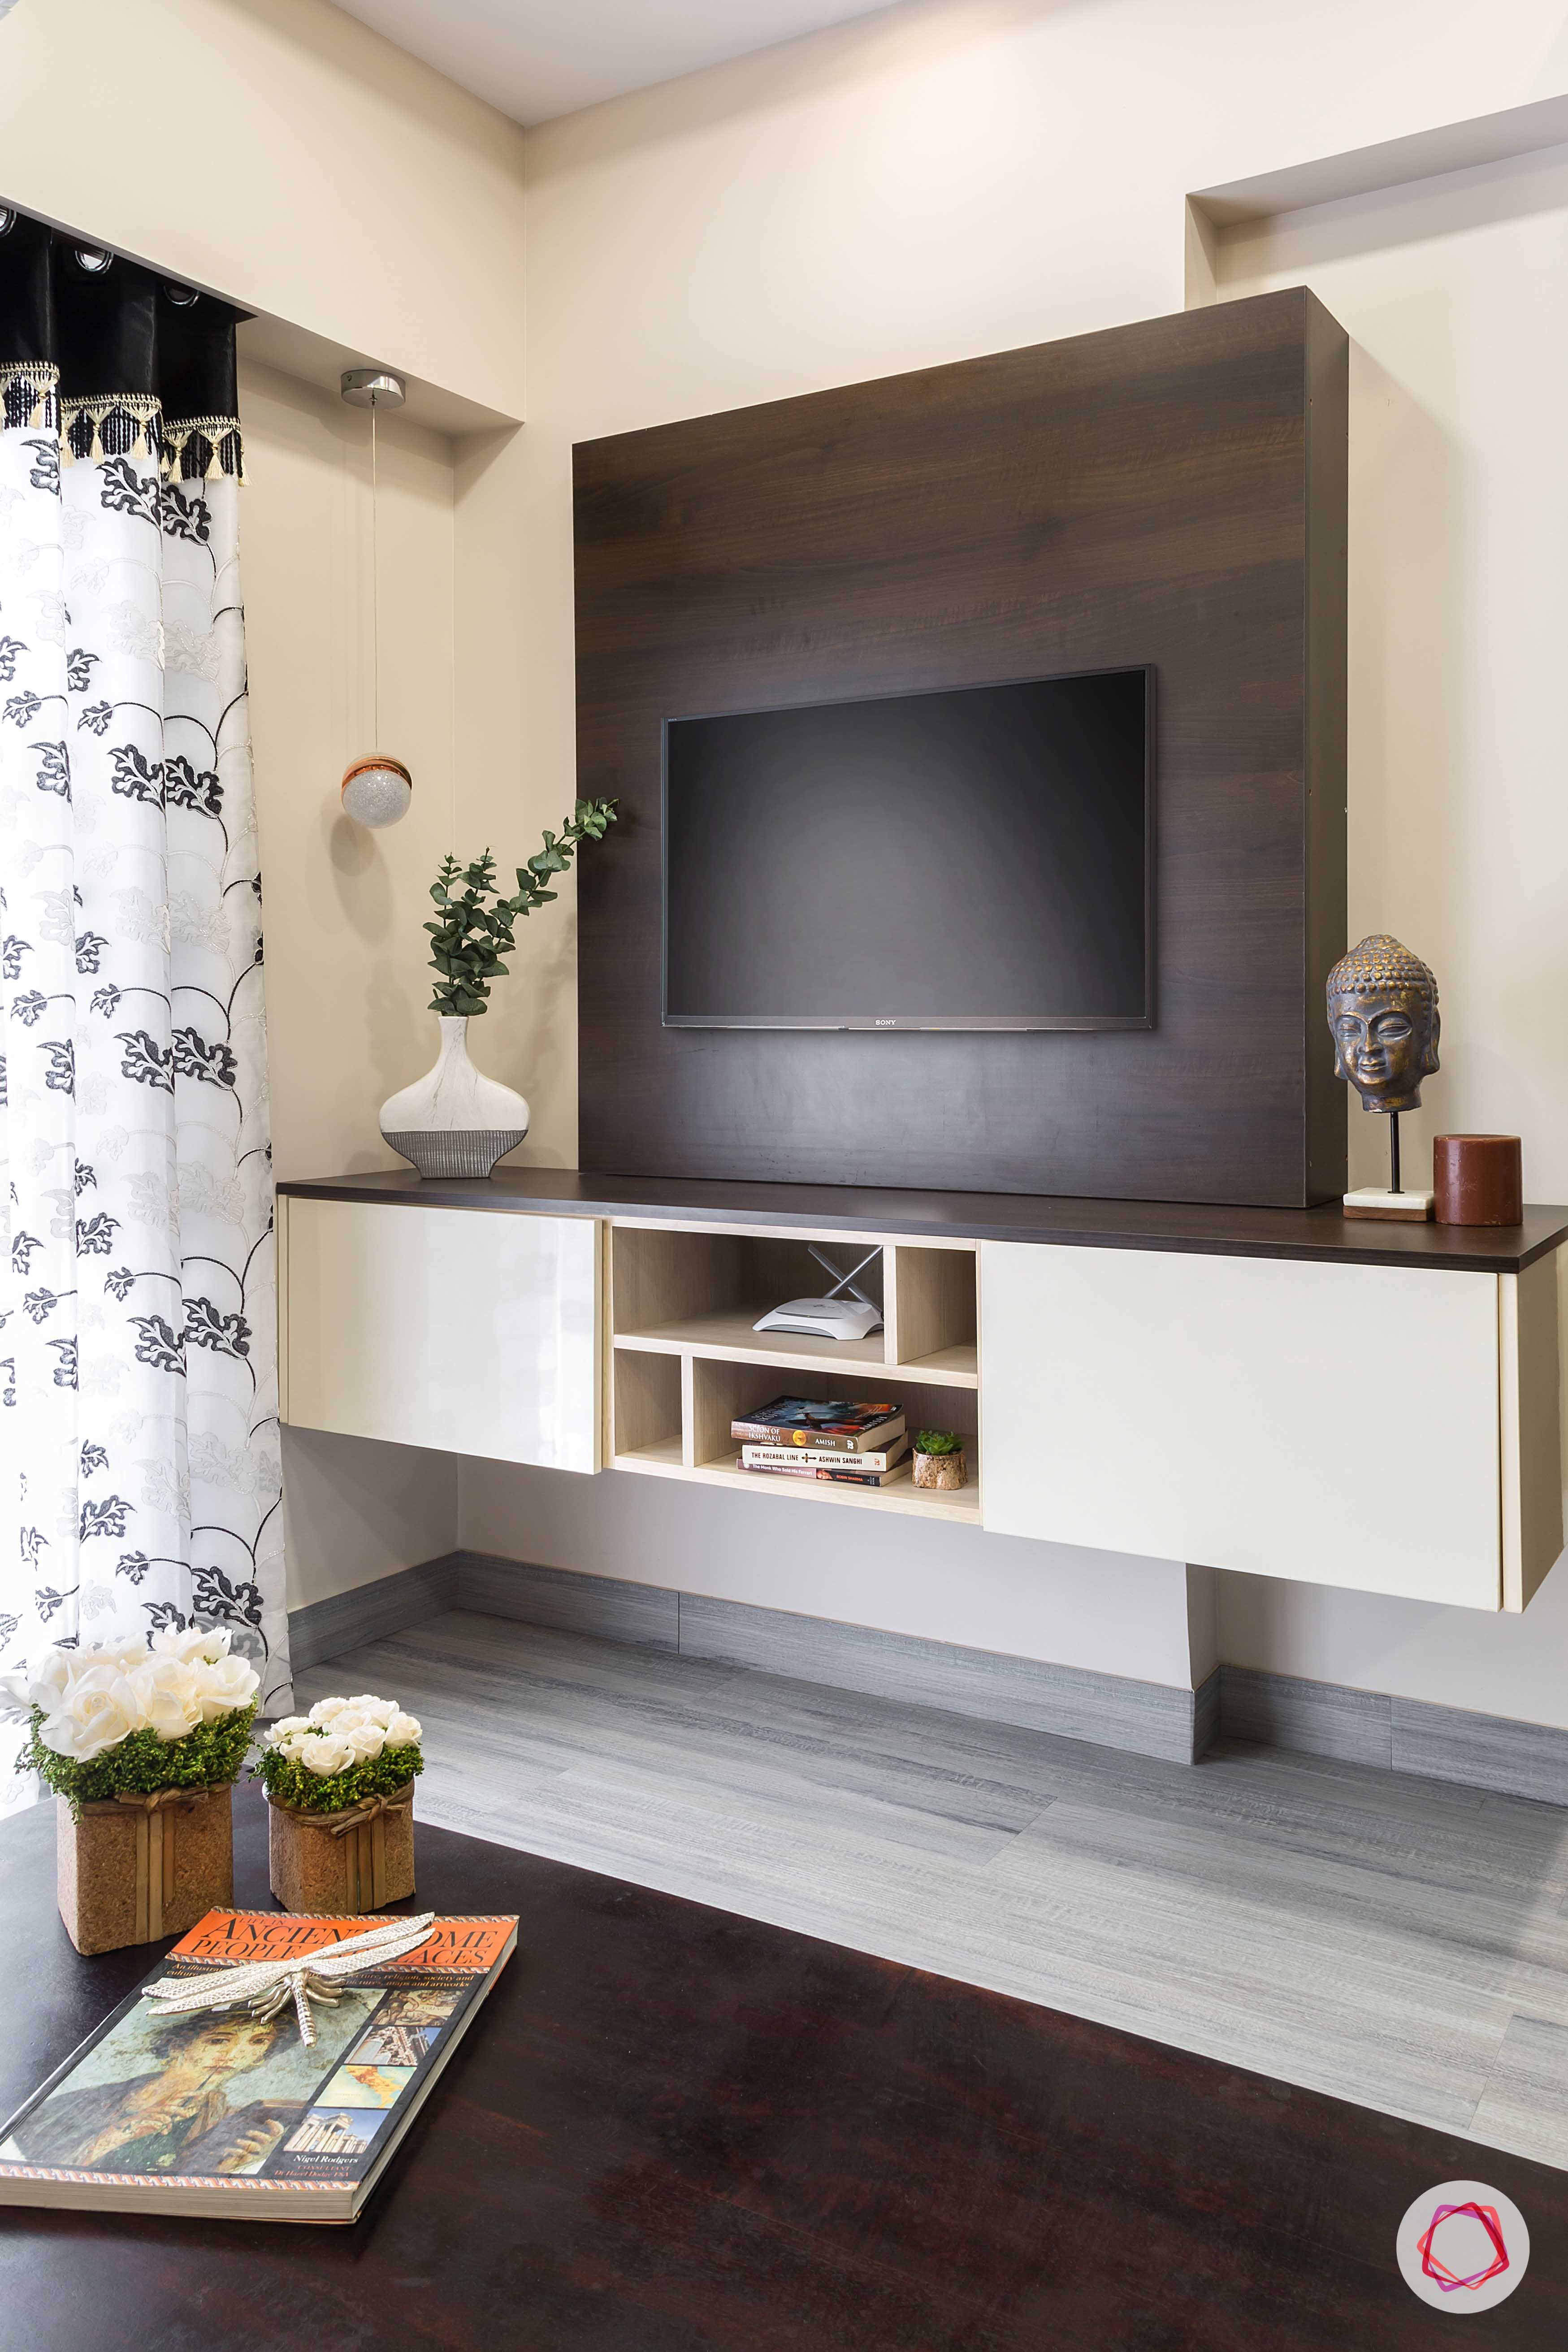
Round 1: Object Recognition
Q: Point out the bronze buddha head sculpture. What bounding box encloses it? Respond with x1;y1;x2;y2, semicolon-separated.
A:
1325;935;1440;1114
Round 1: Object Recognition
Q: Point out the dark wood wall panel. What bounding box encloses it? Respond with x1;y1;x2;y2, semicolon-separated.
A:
574;289;1348;1207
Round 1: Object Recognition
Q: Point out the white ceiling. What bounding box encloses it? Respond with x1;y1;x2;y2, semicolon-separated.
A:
332;0;899;127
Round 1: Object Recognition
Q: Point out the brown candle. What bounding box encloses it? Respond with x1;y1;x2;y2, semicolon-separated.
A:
1433;1135;1523;1226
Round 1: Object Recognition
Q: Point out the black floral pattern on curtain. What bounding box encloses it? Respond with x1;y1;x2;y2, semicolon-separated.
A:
0;212;290;1796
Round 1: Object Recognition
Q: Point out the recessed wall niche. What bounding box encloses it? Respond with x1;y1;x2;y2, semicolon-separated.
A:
574;288;1347;1208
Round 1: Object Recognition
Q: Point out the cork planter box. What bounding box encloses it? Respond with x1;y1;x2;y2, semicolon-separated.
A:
57;1785;235;1956
912;1447;967;1491
259;1691;424;1913
268;1784;416;1915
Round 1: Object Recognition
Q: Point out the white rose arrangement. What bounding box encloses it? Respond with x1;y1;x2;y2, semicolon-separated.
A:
3;1629;261;1814
254;1693;424;1815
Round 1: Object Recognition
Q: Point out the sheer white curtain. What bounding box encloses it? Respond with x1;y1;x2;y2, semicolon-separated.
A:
0;300;290;1806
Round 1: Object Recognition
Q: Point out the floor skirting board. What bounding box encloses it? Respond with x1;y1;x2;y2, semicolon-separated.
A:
672;1590;1206;1765
462;1552;679;1653
291;1552;1209;1765
463;1555;1211;1765
287;1555;460;1672
286;1555;1568;1800
1218;1662;1568;1806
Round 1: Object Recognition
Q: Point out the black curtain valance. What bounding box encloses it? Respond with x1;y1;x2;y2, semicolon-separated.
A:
0;208;243;480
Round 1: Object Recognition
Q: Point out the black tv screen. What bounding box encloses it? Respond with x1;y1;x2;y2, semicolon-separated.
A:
662;666;1154;1031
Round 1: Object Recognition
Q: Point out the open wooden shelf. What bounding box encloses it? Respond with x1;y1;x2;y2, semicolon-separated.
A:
614;1307;976;1388
612;1436;980;1522
612;1433;685;1475
605;1219;981;1522
898;1341;979;1385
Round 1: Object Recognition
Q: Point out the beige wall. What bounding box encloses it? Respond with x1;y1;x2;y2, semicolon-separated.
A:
461;1461;1209;1685
282;1428;457;1611
240;360;462;1182
452;426;584;1168
514;0;1568;446
0;0;528;418
238;360;476;1603
1214;145;1568;1201
1211;143;1568;1717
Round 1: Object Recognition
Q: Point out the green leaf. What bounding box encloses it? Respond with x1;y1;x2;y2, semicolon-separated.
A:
252;1738;424;1816
426;807;615;1001
24;1702;259;1818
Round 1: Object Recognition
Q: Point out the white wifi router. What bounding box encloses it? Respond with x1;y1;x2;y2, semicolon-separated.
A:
753;1243;885;1343
753;1296;884;1342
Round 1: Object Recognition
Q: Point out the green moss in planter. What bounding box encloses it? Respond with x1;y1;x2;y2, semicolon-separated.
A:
21;1703;258;1819
253;1741;424;1816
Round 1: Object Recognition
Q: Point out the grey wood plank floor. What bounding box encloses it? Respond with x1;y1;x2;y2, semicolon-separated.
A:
296;1609;1568;2171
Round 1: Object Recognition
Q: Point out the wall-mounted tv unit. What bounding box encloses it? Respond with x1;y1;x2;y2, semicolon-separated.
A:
662;665;1154;1032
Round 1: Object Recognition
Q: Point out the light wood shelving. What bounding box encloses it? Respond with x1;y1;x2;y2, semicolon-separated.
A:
606;1220;981;1520
612;1437;982;1523
612;1308;975;1387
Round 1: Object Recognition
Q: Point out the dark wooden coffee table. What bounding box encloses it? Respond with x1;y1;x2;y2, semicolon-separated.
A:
0;1776;1564;2349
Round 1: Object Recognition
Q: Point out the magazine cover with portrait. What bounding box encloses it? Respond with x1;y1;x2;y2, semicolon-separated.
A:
0;1909;516;2222
0;1988;387;2176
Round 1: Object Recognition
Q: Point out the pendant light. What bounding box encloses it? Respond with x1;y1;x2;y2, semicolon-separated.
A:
339;367;413;828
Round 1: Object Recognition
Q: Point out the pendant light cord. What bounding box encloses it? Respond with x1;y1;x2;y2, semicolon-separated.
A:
370;394;380;754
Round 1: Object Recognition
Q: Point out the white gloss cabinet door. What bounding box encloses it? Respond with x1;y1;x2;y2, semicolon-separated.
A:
281;1200;601;1472
979;1242;1503;1607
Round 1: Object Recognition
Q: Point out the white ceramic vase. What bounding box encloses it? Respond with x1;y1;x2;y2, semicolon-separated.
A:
379;1017;529;1179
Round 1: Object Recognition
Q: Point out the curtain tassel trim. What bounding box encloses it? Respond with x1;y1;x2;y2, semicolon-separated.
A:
61;392;164;468
0;361;61;433
0;365;244;482
159;414;247;485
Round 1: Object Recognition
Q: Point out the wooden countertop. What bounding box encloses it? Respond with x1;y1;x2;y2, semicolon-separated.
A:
276;1168;1568;1273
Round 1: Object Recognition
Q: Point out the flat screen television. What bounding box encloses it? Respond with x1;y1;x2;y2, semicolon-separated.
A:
662;664;1154;1031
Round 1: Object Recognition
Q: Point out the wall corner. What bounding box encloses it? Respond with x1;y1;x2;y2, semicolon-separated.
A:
1183;198;1219;308
1185;1561;1219;1686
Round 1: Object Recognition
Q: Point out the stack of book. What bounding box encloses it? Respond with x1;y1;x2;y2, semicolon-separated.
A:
730;1395;909;1487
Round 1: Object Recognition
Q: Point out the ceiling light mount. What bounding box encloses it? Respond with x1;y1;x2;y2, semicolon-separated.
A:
340;368;407;410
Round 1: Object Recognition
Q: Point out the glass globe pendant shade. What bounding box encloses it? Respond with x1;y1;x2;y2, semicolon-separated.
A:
341;755;412;829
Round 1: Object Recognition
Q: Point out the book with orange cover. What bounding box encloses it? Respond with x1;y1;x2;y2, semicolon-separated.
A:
0;1908;517;2225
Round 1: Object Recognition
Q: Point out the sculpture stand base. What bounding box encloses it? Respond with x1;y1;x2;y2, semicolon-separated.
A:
1343;1187;1435;1222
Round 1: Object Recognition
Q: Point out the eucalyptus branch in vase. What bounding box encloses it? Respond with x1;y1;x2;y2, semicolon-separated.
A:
424;799;618;1017
379;797;619;1180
